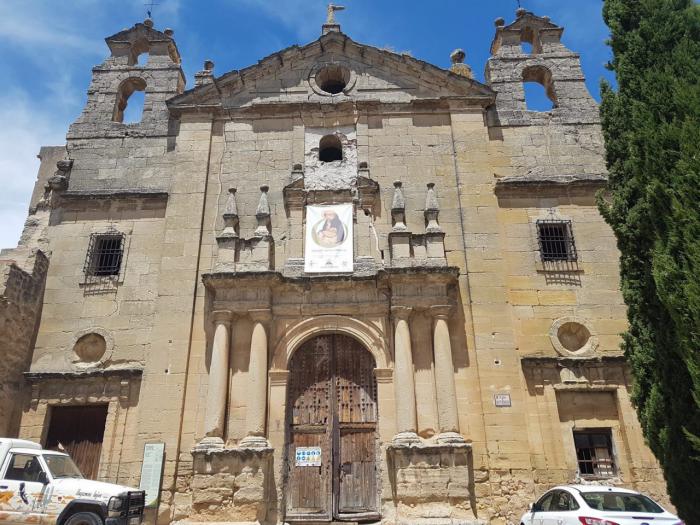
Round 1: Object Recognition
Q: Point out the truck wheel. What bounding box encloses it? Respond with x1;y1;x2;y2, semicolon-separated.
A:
65;511;103;525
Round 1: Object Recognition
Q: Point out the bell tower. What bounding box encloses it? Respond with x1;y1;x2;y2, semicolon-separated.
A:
68;18;185;139
485;8;599;125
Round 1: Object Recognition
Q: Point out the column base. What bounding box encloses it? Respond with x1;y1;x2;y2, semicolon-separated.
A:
192;436;225;452
436;431;466;444
239;434;270;449
392;431;421;446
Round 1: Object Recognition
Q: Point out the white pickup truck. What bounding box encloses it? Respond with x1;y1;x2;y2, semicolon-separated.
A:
0;439;144;525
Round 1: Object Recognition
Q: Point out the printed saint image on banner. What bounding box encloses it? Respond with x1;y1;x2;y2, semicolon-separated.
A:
304;204;353;273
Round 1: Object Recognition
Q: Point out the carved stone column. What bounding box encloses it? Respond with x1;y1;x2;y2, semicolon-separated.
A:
200;310;233;449
240;309;271;448
431;305;464;443
392;306;420;444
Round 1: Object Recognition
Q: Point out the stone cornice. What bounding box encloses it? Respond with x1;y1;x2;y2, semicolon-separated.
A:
24;366;144;381
520;354;626;368
202;265;460;291
494;174;607;197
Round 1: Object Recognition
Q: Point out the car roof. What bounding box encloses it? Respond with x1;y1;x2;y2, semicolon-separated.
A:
554;485;641;495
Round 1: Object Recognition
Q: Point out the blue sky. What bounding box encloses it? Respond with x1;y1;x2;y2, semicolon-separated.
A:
0;0;614;249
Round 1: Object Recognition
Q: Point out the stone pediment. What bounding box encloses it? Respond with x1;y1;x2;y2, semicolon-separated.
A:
168;31;495;112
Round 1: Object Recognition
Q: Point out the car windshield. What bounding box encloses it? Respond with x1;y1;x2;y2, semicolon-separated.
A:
581;492;664;513
43;454;83;479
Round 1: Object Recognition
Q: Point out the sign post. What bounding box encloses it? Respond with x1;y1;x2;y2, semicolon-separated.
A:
139;442;165;508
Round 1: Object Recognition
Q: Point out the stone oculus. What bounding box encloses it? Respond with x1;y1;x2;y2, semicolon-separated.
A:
0;7;672;525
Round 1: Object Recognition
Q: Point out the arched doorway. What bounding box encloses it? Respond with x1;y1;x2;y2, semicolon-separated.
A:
285;333;379;522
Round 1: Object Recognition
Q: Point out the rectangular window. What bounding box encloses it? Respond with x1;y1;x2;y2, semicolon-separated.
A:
574;429;616;478
536;219;577;262
83;232;124;279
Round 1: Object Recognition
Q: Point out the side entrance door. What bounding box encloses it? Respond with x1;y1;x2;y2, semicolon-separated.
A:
285;334;379;522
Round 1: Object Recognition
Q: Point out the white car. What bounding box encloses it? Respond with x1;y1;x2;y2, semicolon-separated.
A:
520;484;683;525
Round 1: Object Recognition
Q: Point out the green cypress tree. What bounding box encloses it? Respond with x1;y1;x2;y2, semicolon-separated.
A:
599;0;700;521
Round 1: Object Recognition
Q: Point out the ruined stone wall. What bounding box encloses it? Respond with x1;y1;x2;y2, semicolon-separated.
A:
0;251;48;436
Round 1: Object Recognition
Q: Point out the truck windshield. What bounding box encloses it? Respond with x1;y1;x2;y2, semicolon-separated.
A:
581;492;664;513
43;454;84;479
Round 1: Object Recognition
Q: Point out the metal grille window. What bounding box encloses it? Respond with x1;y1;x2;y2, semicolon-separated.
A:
574;430;616;478
84;232;125;279
536;219;577;261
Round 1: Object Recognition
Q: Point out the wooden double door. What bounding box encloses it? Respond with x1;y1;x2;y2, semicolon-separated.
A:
285;334;379;522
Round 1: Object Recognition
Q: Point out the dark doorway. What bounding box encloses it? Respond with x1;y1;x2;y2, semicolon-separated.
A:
285;334;378;522
45;405;108;479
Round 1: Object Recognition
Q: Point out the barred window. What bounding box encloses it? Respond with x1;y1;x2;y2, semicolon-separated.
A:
574;430;616;478
84;232;125;279
536;219;577;262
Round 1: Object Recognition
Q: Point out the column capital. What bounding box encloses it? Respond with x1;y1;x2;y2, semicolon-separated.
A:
430;304;452;320
269;370;290;386
373;367;393;384
391;305;413;321
211;310;233;325
249;308;272;323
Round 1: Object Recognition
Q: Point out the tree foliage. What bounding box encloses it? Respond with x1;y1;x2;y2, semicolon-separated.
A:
599;0;700;521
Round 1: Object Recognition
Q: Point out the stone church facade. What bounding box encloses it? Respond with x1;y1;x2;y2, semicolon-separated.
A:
0;7;671;525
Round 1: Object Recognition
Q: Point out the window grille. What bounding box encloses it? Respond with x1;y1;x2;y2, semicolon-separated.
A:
536;219;577;262
83;232;125;282
573;430;616;478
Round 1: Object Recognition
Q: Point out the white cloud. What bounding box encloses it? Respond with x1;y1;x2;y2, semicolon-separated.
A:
0;91;66;250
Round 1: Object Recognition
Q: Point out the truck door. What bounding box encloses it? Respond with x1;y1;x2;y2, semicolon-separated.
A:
0;453;50;525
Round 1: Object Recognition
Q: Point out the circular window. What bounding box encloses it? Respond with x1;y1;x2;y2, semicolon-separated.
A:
316;65;350;94
74;333;107;363
549;317;599;357
557;322;590;352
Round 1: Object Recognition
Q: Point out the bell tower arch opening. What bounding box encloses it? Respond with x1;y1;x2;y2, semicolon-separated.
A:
284;333;379;522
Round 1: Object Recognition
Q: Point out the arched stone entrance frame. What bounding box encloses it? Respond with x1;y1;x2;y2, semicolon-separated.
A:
267;315;395;519
271;314;391;371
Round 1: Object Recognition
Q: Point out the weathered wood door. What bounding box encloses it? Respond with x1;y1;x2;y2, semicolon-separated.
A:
44;405;108;479
286;334;378;522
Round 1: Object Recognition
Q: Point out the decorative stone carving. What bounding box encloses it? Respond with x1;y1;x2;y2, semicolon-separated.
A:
69;327;113;369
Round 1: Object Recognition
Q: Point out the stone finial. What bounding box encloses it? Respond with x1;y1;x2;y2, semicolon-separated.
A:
323;3;345;34
164;28;174;37
326;4;345;24
495;17;505;27
424;182;441;232
516;7;527;17
220;188;239;238
144;18;154;28
255;185;271;236
449;48;474;79
195;59;215;87
391;181;407;232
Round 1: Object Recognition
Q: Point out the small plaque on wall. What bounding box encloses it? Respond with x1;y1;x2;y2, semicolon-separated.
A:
139;443;165;508
494;393;512;408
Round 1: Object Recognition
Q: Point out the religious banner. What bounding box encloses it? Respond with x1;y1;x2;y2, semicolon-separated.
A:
304;204;353;273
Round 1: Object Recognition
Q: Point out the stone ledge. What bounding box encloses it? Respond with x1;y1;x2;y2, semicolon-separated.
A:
494;173;607;196
520;354;625;368
24;366;144;381
60;189;169;200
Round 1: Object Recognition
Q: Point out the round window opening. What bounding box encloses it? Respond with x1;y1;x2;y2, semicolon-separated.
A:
556;322;591;352
74;333;107;363
316;65;350;95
